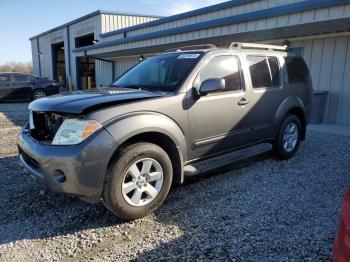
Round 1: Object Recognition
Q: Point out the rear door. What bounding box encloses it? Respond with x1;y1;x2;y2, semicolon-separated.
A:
0;74;13;100
12;74;32;100
244;55;284;140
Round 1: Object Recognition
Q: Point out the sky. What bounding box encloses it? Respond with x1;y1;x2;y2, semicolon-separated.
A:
0;0;225;64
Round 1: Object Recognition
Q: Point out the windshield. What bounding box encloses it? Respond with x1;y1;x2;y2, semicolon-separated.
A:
113;52;203;92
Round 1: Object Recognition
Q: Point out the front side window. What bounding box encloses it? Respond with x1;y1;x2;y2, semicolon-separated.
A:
247;56;280;89
0;74;11;83
113;52;203;92
195;55;242;92
14;74;29;82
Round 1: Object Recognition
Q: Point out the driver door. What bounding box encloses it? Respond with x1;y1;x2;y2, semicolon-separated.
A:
187;55;253;160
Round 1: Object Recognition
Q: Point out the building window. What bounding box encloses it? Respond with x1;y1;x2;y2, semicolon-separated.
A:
75;34;95;48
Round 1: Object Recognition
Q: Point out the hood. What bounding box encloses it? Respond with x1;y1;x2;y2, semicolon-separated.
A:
29;88;163;114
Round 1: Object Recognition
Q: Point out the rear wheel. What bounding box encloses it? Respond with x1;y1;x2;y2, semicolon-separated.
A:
32;89;46;100
274;114;302;159
103;142;173;220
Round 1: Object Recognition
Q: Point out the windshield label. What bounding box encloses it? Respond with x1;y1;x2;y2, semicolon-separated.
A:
177;54;200;59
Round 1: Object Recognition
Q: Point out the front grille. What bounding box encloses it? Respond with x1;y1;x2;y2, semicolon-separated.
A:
30;112;64;142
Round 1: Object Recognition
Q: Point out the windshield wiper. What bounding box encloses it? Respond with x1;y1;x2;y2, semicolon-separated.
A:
116;85;166;93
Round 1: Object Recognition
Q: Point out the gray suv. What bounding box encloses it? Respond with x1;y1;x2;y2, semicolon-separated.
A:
18;42;313;219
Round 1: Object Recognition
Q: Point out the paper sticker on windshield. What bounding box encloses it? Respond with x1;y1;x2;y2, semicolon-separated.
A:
177;54;200;59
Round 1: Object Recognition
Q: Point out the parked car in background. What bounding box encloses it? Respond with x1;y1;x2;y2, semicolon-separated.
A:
0;72;60;101
333;188;350;262
18;43;313;219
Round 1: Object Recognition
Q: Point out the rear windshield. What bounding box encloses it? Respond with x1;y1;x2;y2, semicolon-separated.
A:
113;52;203;92
285;57;311;84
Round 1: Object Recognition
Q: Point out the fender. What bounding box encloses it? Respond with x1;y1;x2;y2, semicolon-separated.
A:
104;111;187;182
273;96;306;136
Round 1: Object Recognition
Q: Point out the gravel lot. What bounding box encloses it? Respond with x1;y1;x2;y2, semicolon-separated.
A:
0;102;349;261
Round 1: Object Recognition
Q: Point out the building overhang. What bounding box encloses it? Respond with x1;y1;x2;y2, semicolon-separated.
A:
75;16;350;60
73;0;350;58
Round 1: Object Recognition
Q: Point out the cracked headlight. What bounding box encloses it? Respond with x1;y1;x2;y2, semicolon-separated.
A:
52;119;102;145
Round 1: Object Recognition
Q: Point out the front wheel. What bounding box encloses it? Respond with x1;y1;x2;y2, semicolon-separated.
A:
103;142;173;220
274;114;302;159
32;89;46;100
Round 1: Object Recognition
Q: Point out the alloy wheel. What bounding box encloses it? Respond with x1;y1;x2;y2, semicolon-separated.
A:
122;158;164;207
34;90;46;100
283;122;299;152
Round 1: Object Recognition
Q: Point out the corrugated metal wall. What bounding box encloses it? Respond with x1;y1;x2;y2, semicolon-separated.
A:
102;14;158;40
291;34;350;124
69;15;102;88
31;13;159;88
95;60;113;87
35;27;68;81
89;3;350;56
113;56;140;79
30;39;40;76
120;0;304;39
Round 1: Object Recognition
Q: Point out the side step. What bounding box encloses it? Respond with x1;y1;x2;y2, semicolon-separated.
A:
184;143;272;176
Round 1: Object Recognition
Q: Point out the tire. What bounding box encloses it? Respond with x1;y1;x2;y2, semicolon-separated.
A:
103;142;173;220
32;89;46;100
274;114;302;160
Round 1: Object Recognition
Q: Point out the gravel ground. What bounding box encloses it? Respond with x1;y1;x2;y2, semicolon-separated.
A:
0;102;349;261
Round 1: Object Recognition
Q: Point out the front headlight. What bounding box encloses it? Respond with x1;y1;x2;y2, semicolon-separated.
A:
52;119;102;145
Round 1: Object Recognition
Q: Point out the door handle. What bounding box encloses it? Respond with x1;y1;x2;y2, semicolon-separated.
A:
238;98;249;106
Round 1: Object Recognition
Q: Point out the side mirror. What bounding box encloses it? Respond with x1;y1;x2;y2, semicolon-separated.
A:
199;78;226;95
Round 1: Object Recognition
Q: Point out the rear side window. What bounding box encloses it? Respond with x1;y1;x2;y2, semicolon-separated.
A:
29;76;36;82
195;55;242;92
0;74;11;83
14;74;29;82
285;57;311;84
247;56;280;89
268;57;280;86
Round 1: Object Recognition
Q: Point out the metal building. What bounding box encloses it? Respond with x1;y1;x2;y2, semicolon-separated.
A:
30;10;161;89
31;0;350;124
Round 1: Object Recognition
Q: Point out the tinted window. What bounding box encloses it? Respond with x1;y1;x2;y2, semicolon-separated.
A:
195;56;242;91
14;74;28;82
247;56;281;89
247;56;272;88
286;57;310;84
0;74;11;83
114;53;202;92
29;76;37;82
268;57;280;86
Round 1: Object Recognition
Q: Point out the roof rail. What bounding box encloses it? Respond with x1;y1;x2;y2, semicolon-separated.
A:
165;44;217;53
229;42;288;51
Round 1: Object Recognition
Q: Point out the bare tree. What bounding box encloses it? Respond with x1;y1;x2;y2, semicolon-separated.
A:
0;61;33;74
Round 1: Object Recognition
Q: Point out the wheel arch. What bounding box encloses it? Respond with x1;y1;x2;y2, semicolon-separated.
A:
274;97;307;140
105;113;187;185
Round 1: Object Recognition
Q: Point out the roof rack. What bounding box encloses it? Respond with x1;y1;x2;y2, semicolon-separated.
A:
165;44;217;53
229;42;288;51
